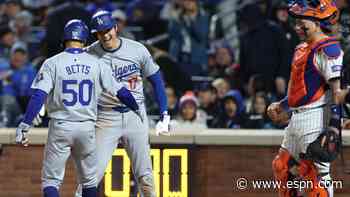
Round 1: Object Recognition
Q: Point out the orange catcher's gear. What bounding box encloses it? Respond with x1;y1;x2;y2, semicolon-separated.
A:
288;36;339;107
272;149;299;197
288;0;339;24
298;159;329;197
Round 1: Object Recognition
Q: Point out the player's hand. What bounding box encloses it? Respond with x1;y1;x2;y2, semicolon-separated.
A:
33;105;46;126
155;112;171;136
267;102;283;122
267;102;290;124
15;122;30;146
134;109;144;123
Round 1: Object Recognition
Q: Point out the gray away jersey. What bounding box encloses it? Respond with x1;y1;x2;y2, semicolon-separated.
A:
31;50;123;121
86;37;159;108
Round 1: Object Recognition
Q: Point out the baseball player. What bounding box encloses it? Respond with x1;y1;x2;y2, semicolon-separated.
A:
15;19;141;197
75;10;170;197
267;0;344;196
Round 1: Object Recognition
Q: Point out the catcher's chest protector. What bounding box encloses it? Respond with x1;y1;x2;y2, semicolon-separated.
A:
288;37;339;107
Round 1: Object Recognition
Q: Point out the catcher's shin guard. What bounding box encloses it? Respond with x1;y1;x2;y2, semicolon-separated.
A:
272;149;299;197
298;159;329;197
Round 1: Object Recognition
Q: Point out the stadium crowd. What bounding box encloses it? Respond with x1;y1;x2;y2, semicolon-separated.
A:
0;0;349;129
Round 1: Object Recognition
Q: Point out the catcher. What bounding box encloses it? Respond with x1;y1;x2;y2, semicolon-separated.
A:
267;0;346;196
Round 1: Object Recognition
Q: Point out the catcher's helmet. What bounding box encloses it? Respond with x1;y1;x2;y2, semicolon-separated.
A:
63;19;89;43
288;0;339;24
90;10;116;33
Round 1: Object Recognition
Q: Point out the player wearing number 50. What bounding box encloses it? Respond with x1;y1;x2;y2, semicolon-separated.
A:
15;19;141;197
74;10;170;197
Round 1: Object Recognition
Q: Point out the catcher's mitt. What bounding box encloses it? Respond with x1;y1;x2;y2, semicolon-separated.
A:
305;127;341;163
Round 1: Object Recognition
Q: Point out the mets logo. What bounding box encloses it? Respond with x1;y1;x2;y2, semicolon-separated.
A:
97;18;104;25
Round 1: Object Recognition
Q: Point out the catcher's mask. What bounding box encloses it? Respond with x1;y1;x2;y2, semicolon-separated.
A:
288;0;339;25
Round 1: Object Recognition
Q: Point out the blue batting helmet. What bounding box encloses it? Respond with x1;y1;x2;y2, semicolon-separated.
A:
63;19;89;43
90;10;117;33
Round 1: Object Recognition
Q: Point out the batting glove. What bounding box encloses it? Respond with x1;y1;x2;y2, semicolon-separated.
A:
16;122;30;146
33;105;46;126
155;112;170;136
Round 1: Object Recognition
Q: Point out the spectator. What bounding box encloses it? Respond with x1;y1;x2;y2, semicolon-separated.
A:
239;3;290;94
32;4;50;27
171;91;207;130
111;9;135;40
165;85;178;117
160;0;183;21
21;0;53;10
212;78;230;99
0;1;5;25
271;1;299;79
337;0;350;50
9;10;44;60
1;0;22;26
0;91;20;127
147;44;194;92
244;92;273;129
211;90;245;129
207;48;216;73
86;0;117;15
0;43;35;126
245;74;267;112
44;0;91;57
197;82;219;125
209;44;235;77
211;43;241;89
215;0;240;52
126;0;166;39
9;11;34;43
168;0;209;76
7;43;36;111
0;25;15;62
338;0;350;69
273;76;287;101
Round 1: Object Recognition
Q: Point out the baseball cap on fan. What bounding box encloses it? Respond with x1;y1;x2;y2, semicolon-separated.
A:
111;9;127;22
10;42;27;55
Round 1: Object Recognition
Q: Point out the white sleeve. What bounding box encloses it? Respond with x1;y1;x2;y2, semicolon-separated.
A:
31;61;54;94
316;51;343;81
99;62;123;95
139;45;160;77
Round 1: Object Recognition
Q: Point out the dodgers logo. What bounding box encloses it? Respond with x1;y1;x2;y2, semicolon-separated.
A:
72;31;79;38
112;63;140;80
97;18;104;25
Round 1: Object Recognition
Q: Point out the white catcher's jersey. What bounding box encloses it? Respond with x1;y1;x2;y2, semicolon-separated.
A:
31;49;123;121
86;37;160;108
